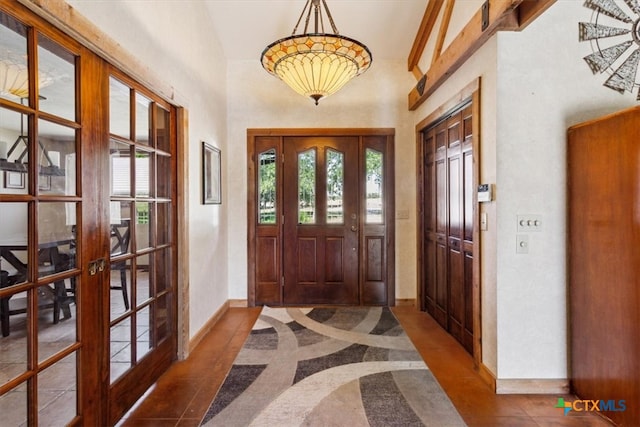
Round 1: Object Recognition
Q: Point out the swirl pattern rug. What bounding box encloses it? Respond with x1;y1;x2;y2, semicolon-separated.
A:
200;306;466;426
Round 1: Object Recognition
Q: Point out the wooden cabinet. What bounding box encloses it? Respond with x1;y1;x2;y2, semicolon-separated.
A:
568;106;640;426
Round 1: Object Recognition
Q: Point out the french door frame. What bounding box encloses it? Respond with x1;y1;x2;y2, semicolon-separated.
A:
0;2;184;425
247;128;395;307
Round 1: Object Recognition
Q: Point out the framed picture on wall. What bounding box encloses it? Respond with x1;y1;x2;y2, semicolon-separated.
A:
4;171;25;189
202;141;221;204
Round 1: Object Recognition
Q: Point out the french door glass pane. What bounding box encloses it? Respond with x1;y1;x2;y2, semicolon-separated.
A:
156;202;171;246
298;149;315;224
135;150;151;197
0;388;27;426
0;13;28;103
135;201;152;251
37;202;76;278
37;283;77;363
326;149;344;224
136;260;151;306
0;107;29;195
37;351;77;425
155;294;169;343
37;34;76;121
110;259;131;321
110;140;131;197
136;305;151;361
155;249;171;294
0;307;27;384
155;105;170;153
156;153;171;199
365;148;384;224
135;94;151;145
109;77;131;139
110;318;132;382
38;119;76;196
0;202;28;286
258;149;276;224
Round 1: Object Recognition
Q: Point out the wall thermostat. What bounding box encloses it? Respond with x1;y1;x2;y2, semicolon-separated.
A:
477;184;493;203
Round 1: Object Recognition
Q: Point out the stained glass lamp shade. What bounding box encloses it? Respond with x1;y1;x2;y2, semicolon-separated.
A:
261;0;372;105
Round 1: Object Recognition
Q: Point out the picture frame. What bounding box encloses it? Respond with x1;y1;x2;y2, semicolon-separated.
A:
4;171;25;189
202;141;221;204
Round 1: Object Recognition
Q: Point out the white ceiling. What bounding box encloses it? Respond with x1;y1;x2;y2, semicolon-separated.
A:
203;0;428;62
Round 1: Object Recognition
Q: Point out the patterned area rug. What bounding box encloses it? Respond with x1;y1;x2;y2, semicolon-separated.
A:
201;306;466;426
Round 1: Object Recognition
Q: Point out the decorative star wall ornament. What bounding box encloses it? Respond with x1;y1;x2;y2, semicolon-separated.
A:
579;0;640;100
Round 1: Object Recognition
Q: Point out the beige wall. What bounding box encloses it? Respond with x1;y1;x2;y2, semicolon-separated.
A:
62;0;640;383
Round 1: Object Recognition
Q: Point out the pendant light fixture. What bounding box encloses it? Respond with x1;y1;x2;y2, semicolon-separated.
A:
260;0;372;105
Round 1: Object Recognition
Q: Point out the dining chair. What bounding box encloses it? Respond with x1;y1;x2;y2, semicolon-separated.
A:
1;269;61;337
110;220;131;310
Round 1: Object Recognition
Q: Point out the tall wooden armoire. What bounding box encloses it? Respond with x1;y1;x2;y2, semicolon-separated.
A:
568;106;640;426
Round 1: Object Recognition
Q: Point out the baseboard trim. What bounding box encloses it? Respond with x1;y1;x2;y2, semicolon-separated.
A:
188;300;230;354
229;299;248;307
477;363;497;393
395;298;416;307
496;378;569;394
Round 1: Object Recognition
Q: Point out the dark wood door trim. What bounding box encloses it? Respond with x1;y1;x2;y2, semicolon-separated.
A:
416;78;482;367
247;128;395;307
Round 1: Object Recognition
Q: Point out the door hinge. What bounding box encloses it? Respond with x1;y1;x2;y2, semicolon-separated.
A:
281;276;285;287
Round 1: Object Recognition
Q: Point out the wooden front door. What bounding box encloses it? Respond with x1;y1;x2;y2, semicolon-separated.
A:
248;129;395;307
283;136;359;304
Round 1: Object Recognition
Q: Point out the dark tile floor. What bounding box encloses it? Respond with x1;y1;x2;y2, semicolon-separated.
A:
119;304;615;427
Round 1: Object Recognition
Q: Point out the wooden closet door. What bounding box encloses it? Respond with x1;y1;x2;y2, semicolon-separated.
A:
421;103;474;355
433;121;448;327
446;112;464;345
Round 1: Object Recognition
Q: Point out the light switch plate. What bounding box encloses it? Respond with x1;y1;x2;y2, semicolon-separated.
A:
517;215;542;232
516;234;529;254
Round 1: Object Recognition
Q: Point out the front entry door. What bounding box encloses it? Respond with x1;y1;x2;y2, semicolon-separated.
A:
283;136;359;304
248;129;395;307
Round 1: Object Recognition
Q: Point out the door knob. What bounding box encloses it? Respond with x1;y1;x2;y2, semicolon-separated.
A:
350;225;357;232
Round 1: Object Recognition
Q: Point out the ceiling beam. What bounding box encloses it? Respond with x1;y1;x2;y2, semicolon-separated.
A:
517;0;556;30
431;0;456;66
408;0;539;111
408;0;445;73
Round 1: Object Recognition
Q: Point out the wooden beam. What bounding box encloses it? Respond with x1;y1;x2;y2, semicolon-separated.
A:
409;0;522;111
411;65;424;80
431;0;456;66
408;0;445;73
517;0;556;31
